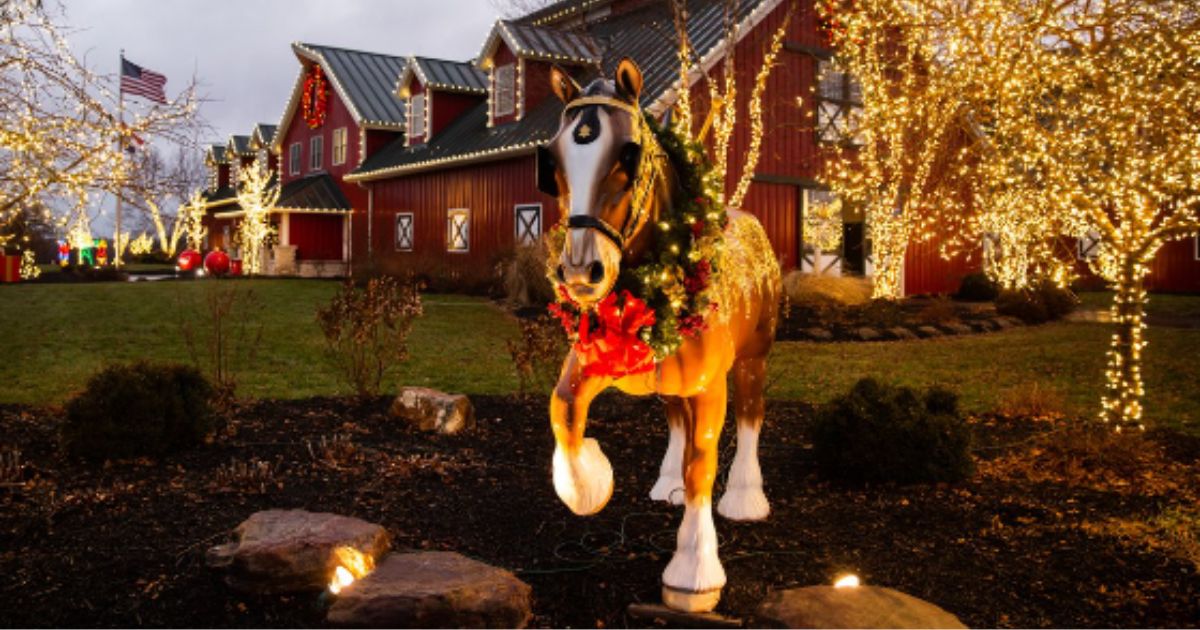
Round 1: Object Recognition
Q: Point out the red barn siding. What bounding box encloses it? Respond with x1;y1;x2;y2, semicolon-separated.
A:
431;91;483;138
1148;236;1200;293
279;69;363;185
368;156;551;276
289;213;344;261
904;240;980;295
739;182;800;268
523;60;556;116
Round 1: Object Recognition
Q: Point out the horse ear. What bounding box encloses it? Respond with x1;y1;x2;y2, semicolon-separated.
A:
615;57;643;103
550;65;581;104
537;145;560;197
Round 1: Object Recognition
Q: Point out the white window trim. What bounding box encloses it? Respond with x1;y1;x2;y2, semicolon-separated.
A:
1078;229;1102;260
309;136;323;172
408;93;427;142
447;208;470;253
395;212;414;252
289;142;301;176
332;127;347;166
514;203;542;245
494;64;515;119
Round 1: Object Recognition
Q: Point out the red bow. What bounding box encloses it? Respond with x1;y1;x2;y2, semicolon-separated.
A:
576;291;657;378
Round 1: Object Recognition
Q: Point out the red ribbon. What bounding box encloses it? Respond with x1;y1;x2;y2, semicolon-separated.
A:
574;290;657;378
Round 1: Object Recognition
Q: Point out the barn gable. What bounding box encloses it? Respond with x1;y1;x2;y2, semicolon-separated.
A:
397;57;488;146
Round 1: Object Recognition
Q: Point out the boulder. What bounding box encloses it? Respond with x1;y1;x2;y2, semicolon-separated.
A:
969;319;996;332
327;551;532;629
888;326;918;341
856;327;881;342
756;585;966;629
940;321;974;335
391;386;474;435
206;509;390;594
805;328;834;341
915;325;944;338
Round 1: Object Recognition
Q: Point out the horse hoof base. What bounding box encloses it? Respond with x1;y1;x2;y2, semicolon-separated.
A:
662;585;722;613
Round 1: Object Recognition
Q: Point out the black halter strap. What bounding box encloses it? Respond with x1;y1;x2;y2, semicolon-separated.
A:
567;214;624;250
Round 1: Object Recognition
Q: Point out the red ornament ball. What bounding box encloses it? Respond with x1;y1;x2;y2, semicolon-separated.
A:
177;249;202;272
229;259;244;276
204;250;231;276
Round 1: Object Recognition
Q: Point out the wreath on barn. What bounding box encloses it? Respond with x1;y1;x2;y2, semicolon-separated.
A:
547;115;728;378
302;65;328;129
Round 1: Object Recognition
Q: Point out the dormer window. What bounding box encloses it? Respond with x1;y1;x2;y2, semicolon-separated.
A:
494;64;515;118
409;94;426;140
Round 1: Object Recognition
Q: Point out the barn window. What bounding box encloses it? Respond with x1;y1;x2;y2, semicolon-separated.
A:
494;64;515;118
332;127;347;165
409;94;426;139
309;136;324;171
395;212;414;252
816;58;863;146
289;143;301;175
515;204;542;245
447;208;470;252
1078;229;1102;260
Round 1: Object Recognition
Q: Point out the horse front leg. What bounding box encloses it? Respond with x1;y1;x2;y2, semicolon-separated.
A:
649;396;688;505
662;377;728;613
549;350;615;516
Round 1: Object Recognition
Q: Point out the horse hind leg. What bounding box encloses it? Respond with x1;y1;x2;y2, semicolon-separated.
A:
717;356;770;521
649;396;687;505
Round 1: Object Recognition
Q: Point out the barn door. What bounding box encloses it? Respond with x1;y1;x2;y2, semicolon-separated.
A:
800;188;843;276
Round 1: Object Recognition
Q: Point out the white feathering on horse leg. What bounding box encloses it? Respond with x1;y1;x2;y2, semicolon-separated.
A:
552;438;613;516
663;498;726;594
649;422;685;505
717;424;770;521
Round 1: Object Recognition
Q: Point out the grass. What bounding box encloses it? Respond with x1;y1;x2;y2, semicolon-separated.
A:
1;279;1198;433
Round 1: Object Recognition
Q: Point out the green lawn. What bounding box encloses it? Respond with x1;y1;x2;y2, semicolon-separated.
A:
2;279;1197;433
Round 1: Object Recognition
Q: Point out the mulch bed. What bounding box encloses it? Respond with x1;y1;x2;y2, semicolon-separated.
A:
775;296;1012;342
1;395;1198;628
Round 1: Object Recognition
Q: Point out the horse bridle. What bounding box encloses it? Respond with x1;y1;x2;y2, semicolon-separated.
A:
539;95;665;253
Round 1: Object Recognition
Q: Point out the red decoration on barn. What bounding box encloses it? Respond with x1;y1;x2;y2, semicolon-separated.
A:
301;64;328;129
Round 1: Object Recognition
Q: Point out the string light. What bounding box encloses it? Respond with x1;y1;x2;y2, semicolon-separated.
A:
235;160;281;275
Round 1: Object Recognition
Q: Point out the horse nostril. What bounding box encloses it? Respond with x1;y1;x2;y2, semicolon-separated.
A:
556;264;566;283
588;261;604;284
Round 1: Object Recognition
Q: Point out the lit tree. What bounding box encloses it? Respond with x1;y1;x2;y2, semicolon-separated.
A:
0;2;202;257
235;160;279;275
180;189;207;251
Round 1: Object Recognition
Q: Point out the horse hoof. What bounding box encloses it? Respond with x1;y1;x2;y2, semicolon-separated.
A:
553;438;613;516
717;486;770;521
649;476;685;505
661;585;722;613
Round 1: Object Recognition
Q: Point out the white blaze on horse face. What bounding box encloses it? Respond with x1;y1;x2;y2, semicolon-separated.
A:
561;107;615;219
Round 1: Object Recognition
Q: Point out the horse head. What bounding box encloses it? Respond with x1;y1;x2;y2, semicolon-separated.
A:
538;58;664;308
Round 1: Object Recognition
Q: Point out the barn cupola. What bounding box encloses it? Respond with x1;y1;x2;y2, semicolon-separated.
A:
397;57;488;146
205;144;231;191
475;20;600;127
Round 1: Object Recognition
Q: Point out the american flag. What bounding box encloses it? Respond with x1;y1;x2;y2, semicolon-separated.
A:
120;57;167;104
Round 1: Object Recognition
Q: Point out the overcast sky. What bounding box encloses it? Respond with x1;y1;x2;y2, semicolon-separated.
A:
64;0;503;145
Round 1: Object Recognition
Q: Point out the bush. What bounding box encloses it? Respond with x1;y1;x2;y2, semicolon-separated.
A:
500;244;555;309
179;283;264;407
994;281;1078;324
506;313;568;397
956;272;999;302
812;378;974;485
782;271;873;308
61;362;214;461
316;276;423;397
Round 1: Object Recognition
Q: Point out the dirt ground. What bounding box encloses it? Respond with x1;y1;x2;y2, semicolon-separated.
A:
1;394;1198;628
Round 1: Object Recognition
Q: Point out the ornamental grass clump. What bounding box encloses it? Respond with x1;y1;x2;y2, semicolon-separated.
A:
61;362;214;462
316;276;423;398
812;378;974;485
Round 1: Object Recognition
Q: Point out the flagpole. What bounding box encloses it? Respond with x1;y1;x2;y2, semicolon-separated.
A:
115;49;125;270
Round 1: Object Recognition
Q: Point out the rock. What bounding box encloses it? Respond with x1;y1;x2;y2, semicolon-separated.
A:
888;326;918;341
805;328;834;341
940;321;973;335
992;316;1016;329
996;315;1024;328
969;319;996;332
915;325;943;338
756;585;966;629
327;551;532;629
391;386;475;435
856;327;881;341
206;509;390;594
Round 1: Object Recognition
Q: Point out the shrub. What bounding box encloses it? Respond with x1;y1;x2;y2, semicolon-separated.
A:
915;295;958;324
995;281;1078;324
179;283;264;407
998;382;1067;418
506;313;568;397
61;362;214;461
956;272;999;302
812;378;974;485
316;276;423;397
782;271;873;308
500;244;555;309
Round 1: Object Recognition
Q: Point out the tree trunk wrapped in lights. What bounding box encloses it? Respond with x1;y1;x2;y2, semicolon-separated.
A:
235;161;279;275
181;189;208;251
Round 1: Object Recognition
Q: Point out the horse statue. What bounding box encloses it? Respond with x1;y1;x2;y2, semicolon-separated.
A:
537;58;782;613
